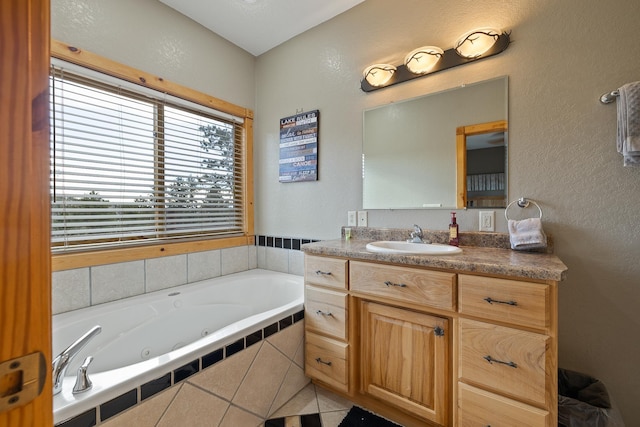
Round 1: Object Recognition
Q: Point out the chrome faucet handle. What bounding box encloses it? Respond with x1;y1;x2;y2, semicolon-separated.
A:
72;356;94;394
413;224;423;235
52;325;101;395
409;224;424;243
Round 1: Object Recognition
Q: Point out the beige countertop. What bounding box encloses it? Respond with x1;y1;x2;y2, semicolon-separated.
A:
301;238;568;282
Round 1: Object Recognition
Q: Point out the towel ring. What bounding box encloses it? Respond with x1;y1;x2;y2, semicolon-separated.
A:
504;197;543;221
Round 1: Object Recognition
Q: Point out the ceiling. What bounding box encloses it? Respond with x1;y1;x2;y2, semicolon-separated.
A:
158;0;365;56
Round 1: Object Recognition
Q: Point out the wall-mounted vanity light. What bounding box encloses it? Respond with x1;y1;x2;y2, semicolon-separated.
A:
404;46;444;74
362;63;397;87
361;27;510;92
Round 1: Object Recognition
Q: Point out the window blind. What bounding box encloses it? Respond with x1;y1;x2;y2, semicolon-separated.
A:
50;67;245;251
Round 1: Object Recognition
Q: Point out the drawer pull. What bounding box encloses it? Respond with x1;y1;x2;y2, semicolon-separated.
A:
484;297;517;306
384;280;407;288
315;270;333;276
315;357;332;366
315;310;333;317
483;355;518;368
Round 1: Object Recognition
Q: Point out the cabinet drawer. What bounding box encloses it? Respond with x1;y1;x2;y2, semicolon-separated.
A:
305;332;348;393
305;285;348;340
305;255;348;290
458;318;549;406
458;383;549;427
350;261;456;311
459;274;550;331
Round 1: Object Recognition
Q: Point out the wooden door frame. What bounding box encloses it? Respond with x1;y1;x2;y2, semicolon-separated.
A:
0;1;52;426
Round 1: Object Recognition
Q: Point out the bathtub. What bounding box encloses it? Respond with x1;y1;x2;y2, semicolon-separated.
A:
52;268;304;425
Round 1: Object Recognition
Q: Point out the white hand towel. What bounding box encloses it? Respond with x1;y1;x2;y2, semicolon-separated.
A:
508;218;547;251
617;81;640;166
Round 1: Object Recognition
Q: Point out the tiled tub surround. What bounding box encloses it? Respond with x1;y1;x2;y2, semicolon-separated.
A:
53;239;312;315
58;311;306;427
53;245;258;314
51;237;314;427
53;270;303;422
256;235;319;277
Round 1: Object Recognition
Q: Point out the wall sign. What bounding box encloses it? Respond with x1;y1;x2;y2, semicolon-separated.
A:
279;110;319;182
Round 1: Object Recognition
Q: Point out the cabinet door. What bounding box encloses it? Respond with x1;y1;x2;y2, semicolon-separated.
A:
458;383;548;427
360;301;449;425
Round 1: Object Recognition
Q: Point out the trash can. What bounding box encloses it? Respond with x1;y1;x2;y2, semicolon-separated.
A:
558;368;625;427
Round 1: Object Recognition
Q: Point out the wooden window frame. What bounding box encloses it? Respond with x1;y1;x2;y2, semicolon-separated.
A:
51;39;255;271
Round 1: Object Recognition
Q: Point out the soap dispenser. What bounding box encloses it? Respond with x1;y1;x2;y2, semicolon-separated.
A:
449;212;459;246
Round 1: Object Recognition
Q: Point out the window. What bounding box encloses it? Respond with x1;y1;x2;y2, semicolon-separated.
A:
50;63;248;252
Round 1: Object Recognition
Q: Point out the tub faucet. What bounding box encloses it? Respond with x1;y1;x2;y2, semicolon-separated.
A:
52;325;101;395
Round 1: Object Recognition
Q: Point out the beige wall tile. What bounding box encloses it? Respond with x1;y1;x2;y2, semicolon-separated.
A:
189;342;261;400
221;246;250;275
265;247;289;273
52;267;90;314
157;383;229;427
267;320;303;359
232;343;291;417
288;250;304;276
101;385;180;427
187;249;221;283
91;260;144;305
292;336;305;369
145;254;188;292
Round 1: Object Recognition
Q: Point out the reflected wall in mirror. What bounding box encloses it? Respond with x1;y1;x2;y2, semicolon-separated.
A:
363;76;507;209
456;120;508;208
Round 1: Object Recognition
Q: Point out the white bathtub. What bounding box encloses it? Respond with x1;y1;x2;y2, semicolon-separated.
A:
52;269;304;425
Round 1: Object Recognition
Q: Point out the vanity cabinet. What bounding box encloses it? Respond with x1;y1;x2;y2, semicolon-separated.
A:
303;256;350;393
303;252;562;427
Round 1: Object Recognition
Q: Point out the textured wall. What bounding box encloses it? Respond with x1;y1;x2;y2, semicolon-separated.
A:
51;0;255;109
254;0;640;424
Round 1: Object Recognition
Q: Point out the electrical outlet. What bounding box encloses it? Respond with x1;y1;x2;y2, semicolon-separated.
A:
357;210;368;227
347;211;357;226
479;211;495;232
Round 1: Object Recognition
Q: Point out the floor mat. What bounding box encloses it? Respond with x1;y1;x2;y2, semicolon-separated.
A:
264;413;322;427
338;406;402;427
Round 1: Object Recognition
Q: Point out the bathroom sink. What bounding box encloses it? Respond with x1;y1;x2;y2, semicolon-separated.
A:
365;241;462;255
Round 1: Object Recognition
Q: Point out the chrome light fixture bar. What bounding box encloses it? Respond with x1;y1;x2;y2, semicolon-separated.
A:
361;29;511;92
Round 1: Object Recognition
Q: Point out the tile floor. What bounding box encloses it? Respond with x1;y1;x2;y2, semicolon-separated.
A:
266;382;356;427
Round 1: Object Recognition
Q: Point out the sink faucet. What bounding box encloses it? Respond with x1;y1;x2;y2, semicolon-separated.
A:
52;325;101;395
408;224;427;243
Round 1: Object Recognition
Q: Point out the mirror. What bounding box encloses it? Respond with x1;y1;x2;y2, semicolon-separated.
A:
362;76;507;209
